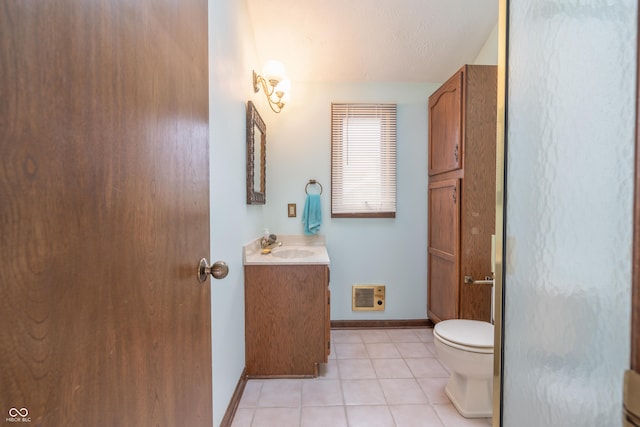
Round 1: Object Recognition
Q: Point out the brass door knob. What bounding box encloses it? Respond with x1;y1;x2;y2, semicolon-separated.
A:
198;258;229;282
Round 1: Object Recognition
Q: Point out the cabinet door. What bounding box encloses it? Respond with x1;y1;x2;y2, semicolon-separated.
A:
428;179;460;322
428;70;463;176
245;265;327;377
326;288;331;359
325;267;331;360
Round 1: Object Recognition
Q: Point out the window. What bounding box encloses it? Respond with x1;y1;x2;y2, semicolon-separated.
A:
331;103;397;218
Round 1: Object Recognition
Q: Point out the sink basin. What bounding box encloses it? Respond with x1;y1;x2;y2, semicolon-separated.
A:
244;237;329;265
271;248;314;259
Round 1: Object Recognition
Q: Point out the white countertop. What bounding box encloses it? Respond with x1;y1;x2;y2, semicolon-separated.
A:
243;234;330;265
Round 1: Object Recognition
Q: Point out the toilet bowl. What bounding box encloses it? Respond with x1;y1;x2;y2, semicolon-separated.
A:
433;319;494;418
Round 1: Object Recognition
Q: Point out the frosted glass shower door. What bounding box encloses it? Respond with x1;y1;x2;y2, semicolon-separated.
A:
503;1;636;426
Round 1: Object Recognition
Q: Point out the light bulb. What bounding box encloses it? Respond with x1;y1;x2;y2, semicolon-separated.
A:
262;60;285;85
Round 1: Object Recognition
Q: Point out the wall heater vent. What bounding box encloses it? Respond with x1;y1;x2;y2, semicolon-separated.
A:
352;285;385;311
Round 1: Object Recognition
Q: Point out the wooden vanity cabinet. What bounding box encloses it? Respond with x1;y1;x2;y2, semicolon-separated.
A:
244;264;330;378
427;65;497;324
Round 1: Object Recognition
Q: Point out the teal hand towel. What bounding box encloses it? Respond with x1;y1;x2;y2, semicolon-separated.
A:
302;194;322;235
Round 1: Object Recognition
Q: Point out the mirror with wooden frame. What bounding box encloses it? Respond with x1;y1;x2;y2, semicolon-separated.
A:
246;100;266;204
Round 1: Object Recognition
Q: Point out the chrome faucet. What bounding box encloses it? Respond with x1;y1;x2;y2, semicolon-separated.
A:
261;233;278;249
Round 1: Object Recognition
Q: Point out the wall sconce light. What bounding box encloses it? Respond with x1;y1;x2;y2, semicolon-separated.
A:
253;60;290;113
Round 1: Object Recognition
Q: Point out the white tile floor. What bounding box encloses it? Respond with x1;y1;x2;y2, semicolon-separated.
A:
231;328;492;427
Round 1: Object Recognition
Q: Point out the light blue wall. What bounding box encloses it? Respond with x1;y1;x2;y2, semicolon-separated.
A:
208;0;266;424
263;82;441;320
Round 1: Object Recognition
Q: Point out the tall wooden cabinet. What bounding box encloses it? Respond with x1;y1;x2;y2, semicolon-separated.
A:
427;65;497;323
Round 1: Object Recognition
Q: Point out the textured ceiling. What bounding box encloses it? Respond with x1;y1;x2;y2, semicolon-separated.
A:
247;0;498;83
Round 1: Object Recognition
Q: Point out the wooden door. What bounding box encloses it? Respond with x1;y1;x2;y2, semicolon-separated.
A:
0;1;212;426
427;179;460;322
428;70;463;176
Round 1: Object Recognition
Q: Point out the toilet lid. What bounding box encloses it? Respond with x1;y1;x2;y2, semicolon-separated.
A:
434;319;494;349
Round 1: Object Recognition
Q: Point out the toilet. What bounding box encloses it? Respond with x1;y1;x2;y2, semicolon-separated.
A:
433;319;494;418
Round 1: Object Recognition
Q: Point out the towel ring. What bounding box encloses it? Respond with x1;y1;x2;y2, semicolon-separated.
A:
305;179;323;195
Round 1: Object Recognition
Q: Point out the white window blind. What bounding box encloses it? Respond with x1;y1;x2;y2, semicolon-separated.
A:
331;103;397;218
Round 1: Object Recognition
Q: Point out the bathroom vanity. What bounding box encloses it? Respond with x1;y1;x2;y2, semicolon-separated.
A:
243;236;330;377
